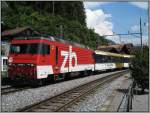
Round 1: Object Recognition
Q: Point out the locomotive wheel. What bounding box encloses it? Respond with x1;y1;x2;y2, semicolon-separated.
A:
80;71;87;77
84;70;88;76
64;73;71;79
89;71;93;75
47;74;55;83
38;79;43;86
31;79;44;87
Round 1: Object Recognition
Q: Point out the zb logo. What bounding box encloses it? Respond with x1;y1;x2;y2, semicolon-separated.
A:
61;46;77;72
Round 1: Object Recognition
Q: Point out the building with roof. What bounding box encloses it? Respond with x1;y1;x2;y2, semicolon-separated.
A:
1;26;40;41
97;43;134;54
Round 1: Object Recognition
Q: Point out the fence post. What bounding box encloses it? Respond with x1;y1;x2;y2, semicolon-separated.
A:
126;82;133;112
130;87;133;109
126;94;130;112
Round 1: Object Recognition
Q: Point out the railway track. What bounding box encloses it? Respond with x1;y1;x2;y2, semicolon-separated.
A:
1;85;11;89
17;70;129;112
1;86;29;95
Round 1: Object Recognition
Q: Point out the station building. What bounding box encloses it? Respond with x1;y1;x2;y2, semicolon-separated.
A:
97;43;134;55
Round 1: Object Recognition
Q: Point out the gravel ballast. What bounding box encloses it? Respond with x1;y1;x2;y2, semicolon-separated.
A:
1;70;126;112
66;74;129;112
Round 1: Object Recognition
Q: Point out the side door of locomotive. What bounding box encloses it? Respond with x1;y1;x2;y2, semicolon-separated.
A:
54;44;70;74
53;46;59;74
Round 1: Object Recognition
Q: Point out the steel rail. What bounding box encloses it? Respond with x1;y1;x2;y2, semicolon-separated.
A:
1;86;29;95
117;81;133;112
17;70;129;112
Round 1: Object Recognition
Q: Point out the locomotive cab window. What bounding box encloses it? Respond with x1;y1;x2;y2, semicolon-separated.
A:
10;44;39;54
40;44;50;55
10;43;50;55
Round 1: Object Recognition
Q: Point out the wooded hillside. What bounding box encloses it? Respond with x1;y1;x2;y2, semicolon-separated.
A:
2;1;112;49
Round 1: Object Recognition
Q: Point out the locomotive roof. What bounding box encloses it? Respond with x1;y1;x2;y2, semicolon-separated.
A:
13;36;90;49
95;50;134;58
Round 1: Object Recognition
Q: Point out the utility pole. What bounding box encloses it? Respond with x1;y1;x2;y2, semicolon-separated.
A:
60;25;63;39
140;17;143;49
52;1;55;15
119;35;121;44
102;18;144;47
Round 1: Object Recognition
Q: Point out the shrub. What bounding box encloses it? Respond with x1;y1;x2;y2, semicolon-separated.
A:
130;46;149;92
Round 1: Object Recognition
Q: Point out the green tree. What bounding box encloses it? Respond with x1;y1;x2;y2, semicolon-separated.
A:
2;1;111;49
130;46;149;92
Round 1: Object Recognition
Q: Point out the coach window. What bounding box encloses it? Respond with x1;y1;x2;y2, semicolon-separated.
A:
110;57;113;63
124;58;129;63
98;55;103;63
111;57;113;62
105;56;109;63
108;57;111;62
119;57;122;63
106;56;108;63
118;58;120;62
112;57;115;62
109;56;112;63
96;55;100;63
104;55;108;63
101;55;105;63
119;58;122;63
115;57;119;63
95;54;103;63
121;58;123;62
127;58;129;62
105;56;108;63
109;57;112;63
114;57;116;62
116;57;119;62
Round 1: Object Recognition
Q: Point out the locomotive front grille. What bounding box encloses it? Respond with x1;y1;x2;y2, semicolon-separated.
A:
8;63;36;79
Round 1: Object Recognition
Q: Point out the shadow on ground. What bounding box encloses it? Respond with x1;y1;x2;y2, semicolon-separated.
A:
116;88;149;95
132;89;149;95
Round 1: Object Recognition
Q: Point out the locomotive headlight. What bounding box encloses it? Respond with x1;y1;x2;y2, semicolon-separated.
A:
31;64;35;67
8;63;12;66
54;66;59;70
8;57;13;63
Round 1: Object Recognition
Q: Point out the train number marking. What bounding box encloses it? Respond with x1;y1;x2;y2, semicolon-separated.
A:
61;51;69;72
61;46;77;72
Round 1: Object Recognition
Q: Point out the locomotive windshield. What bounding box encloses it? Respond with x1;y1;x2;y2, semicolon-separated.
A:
10;43;50;55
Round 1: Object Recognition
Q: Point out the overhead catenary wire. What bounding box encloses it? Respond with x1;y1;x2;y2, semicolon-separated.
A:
100;4;145;46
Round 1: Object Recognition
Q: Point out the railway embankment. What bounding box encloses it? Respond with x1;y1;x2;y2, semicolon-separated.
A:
64;72;149;112
1;70;126;112
2;70;147;112
1;71;127;111
64;72;131;111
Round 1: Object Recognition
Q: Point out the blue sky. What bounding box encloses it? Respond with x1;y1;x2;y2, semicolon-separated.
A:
84;2;148;45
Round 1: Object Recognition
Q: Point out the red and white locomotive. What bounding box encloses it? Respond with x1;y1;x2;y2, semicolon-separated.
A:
8;36;132;86
8;36;95;85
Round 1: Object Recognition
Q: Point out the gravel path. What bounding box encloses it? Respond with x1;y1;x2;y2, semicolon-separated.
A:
1;70;125;112
66;75;128;112
131;88;149;112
